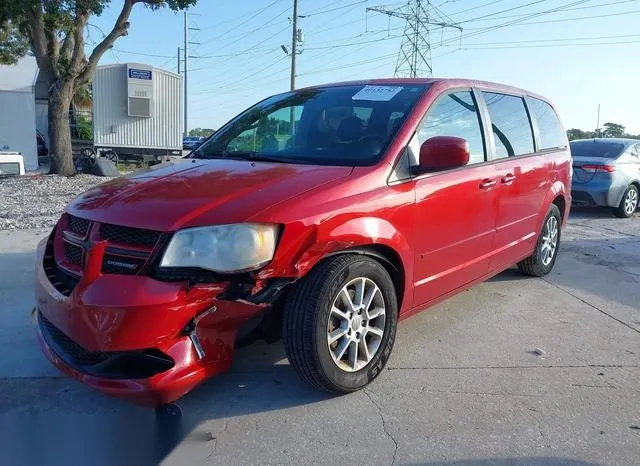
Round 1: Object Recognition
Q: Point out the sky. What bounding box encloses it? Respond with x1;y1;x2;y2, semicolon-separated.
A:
90;0;640;134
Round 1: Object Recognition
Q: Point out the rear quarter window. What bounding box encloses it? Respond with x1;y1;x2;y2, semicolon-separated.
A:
527;97;566;150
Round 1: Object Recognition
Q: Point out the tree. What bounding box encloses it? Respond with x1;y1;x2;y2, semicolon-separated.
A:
0;1;197;176
189;128;215;138
566;128;595;141
602;122;625;138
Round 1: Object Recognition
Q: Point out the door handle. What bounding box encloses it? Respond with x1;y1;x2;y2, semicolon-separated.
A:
479;178;497;189
501;173;516;185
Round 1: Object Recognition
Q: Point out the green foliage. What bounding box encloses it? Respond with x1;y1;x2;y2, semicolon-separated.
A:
566;128;596;141
0;21;30;65
75;114;93;140
602;122;625;138
189;128;215;137
567;124;640;141
0;1;198;67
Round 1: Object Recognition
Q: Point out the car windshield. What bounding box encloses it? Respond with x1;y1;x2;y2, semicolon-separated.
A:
191;84;428;166
570;140;626;158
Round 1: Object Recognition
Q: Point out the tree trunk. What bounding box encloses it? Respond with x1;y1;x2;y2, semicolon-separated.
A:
48;81;75;176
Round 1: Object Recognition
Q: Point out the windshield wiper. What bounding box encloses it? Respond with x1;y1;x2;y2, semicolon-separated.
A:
190;149;224;159
225;152;298;164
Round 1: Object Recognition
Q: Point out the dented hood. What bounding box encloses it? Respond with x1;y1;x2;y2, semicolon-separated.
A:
67;158;352;230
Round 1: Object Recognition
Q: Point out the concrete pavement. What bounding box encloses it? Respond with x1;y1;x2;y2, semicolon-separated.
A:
0;209;638;465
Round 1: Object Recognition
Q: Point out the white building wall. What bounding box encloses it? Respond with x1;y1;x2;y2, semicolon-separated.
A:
0;91;37;171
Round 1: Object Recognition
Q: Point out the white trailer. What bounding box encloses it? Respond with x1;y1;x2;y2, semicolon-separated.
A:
89;63;183;164
0;57;39;172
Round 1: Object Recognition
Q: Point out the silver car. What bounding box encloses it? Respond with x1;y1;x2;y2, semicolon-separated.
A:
570;138;640;218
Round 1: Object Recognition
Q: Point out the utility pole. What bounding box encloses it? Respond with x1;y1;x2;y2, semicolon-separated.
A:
367;0;461;77
290;0;298;91
596;104;601;137
181;12;201;137
183;12;188;137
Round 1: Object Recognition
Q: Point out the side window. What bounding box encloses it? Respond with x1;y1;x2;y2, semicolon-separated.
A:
417;91;486;165
482;92;534;158
527;97;566;150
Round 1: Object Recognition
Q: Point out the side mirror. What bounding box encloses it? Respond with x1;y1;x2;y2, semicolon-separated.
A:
417;136;470;172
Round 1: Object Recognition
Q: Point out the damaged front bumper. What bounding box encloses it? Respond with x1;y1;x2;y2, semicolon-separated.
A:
33;236;278;407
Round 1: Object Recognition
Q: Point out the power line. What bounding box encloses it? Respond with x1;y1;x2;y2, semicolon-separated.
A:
455;32;640;46
304;34;403;50
439;0;593;47
197;2;291;48
304;0;370;17
458;39;640;50
463;7;640;29
298;52;398;76
199;0;284;35
455;0;549;23
446;0;511;16
456;0;639;23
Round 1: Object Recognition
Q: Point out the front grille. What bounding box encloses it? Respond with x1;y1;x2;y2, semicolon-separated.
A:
39;314;108;366
101;254;146;275
44;232;80;296
68;215;90;237
101;224;161;247
64;241;83;266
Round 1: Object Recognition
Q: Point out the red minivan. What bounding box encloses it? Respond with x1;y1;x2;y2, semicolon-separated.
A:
34;79;571;410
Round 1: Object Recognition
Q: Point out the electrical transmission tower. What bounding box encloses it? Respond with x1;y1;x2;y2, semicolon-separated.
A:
367;0;462;78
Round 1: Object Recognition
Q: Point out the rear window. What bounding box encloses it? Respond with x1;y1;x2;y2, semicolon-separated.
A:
570;140;626;158
527;97;566;150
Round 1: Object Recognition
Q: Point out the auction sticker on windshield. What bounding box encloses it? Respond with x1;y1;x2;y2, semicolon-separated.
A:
352;85;403;101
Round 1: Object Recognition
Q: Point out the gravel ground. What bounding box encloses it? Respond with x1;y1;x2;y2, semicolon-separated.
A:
0;174;114;230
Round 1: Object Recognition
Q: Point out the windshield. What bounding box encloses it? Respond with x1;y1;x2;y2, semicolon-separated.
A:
192;84;428;166
570;140;626;158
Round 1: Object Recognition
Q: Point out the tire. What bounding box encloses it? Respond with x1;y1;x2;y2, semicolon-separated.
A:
612;184;639;218
517;204;562;277
283;255;398;394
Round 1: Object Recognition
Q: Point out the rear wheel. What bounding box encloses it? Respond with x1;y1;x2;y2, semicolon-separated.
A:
517;204;561;277
283;255;398;394
613;184;639;218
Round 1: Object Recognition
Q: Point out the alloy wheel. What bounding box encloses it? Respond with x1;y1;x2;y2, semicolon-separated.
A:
539;216;559;267
327;277;386;372
624;188;638;216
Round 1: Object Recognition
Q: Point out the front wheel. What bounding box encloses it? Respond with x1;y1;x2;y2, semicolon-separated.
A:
517;204;562;277
283;255;398;394
613;184;639;218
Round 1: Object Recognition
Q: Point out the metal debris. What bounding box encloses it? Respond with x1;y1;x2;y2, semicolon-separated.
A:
533;347;547;356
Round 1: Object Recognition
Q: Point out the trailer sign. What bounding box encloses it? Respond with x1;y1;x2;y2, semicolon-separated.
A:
128;68;152;80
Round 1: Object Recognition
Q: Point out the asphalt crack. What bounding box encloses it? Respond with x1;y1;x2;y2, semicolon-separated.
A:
542;278;640;335
206;421;227;461
419;387;538;398
363;388;398;465
387;364;639;371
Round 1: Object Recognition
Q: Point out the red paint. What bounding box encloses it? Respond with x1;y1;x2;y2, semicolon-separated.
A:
419;136;470;170
35;79;571;406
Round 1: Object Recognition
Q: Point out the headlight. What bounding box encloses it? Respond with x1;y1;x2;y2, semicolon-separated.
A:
160;223;278;273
